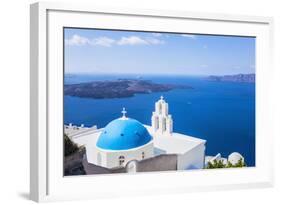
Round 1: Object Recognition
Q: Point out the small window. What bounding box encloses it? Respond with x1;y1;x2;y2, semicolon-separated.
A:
119;155;125;166
142;152;145;159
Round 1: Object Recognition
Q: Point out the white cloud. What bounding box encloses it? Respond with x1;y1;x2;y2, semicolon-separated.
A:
65;34;164;47
117;36;149;45
65;34;90;46
65;35;115;47
91;37;115;47
181;34;197;39
117;36;164;46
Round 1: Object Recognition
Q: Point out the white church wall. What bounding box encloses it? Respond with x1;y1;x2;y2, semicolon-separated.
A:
85;145;96;164
177;143;206;170
94;142;154;169
86;145;108;167
163;102;168;115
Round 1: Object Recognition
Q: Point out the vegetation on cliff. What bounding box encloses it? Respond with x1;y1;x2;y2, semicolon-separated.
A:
206;158;246;169
64;134;79;157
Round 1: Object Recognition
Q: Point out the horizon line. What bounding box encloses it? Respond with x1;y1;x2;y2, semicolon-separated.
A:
64;72;255;76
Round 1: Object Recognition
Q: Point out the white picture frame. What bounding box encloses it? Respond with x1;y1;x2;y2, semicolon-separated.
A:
30;1;274;202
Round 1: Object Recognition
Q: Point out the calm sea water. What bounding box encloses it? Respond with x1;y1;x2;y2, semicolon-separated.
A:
64;74;255;166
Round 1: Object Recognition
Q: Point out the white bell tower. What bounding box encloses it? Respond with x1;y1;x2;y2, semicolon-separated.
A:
151;96;173;136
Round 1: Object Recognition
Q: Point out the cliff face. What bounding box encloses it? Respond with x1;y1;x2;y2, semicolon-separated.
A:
208;74;255;83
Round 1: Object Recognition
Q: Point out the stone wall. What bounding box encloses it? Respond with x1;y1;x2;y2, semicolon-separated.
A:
82;158;126;174
82;154;178;175
136;154;177;172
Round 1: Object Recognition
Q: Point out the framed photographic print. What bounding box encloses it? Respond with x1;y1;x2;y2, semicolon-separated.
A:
30;2;274;202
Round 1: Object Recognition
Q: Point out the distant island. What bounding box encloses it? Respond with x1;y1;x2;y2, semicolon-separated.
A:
64;79;192;99
207;74;255;83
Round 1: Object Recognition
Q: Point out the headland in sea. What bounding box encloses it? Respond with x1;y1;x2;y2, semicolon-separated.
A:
64;79;192;99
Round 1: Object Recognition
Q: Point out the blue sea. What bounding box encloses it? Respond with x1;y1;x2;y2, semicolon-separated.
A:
64;74;255;166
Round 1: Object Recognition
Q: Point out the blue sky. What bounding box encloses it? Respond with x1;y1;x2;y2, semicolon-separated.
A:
64;28;255;76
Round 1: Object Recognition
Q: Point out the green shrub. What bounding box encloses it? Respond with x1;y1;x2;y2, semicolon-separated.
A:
226;158;246;168
206;159;225;169
206;158;246;169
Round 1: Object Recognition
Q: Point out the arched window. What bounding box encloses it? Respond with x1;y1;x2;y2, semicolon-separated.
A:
155;116;159;129
119;155;125;166
142;152;145;159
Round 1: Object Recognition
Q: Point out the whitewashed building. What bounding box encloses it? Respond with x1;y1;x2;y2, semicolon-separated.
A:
65;96;206;170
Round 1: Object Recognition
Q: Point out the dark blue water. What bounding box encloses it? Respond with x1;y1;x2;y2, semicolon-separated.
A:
64;74;255;166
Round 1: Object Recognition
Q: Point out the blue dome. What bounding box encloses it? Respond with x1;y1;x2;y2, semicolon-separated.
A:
96;118;152;150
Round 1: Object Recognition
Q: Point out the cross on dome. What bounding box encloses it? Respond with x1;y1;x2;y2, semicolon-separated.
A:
160;96;164;100
121;107;127;119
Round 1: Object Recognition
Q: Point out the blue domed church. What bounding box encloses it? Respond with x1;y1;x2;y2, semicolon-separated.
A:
94;111;155;168
65;97;206;171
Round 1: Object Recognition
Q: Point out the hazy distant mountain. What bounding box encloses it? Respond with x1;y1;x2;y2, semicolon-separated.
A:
207;74;255;83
